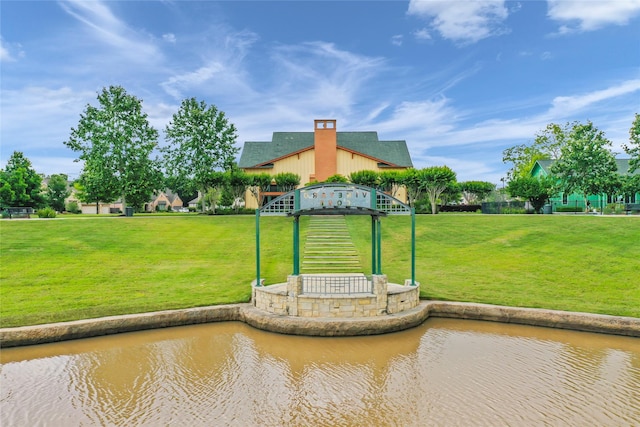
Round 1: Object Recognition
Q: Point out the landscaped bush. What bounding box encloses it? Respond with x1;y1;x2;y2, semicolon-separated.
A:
603;203;625;215
66;201;81;214
37;207;57;218
439;204;481;213
555;206;583;213
501;207;527;214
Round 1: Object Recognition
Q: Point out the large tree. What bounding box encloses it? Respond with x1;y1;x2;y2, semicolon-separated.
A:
378;170;402;198
45;174;71;212
459;181;495;204
74;159;119;214
274;172;300;193
226;167;250;213
163;98;239;213
65;86;162;212
624;113;640;172
502;122;573;180
421;166;457;214
551;121;618;204
0;151;44;208
349;170;379;188
507;175;556;213
248;173;273;208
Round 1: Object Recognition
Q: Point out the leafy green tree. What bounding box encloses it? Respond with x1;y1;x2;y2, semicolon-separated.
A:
349;170;379;187
274;172;300;193
226;168;250;213
74;163;119;214
64;85;163;212
401;168;425;208
0;151;44;208
621;174;640;200
248;173;273;208
551;121;618;205
502;143;544;180
624;113;640;172
439;181;461;206
45;174;71;212
502;122;573;180
163;98;239;212
325;174;348;183
378;170;402;197
459;181;495;204
420;166;457;214
507;175;556;213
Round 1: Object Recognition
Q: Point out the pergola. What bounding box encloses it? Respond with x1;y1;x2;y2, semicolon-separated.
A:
255;183;416;286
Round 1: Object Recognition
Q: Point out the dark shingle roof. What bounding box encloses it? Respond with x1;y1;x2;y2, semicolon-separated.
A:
238;131;413;168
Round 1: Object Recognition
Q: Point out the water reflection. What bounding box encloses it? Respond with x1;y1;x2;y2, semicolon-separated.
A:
1;319;639;426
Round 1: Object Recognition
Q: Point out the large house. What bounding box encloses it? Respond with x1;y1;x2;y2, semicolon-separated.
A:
530;159;639;211
238;119;413;208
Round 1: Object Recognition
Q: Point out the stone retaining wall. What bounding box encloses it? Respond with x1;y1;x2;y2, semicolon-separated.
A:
252;274;420;318
2;301;639;347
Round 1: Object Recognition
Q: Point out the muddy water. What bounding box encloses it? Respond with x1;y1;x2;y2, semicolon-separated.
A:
1;318;639;427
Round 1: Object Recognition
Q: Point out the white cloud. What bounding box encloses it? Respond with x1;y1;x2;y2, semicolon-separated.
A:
413;28;431;41
391;35;403;46
0;37;24;62
549;79;640;116
58;0;161;63
163;33;176;44
161;63;224;99
407;0;509;44
547;0;640;32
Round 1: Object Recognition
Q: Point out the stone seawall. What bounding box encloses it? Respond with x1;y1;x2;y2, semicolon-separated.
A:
2;301;639;348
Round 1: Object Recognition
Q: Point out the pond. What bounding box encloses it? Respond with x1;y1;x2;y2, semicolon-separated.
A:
1;318;639;426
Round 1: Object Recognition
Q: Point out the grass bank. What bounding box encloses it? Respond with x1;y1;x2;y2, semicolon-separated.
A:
1;215;638;327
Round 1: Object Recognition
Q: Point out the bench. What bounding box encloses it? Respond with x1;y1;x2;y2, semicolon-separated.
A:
5;207;33;219
624;203;640;215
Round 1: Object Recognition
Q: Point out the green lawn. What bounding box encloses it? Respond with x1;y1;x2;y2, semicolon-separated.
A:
1;214;638;327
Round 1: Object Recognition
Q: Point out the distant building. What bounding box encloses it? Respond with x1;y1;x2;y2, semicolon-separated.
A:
238;119;413;208
531;159;639;211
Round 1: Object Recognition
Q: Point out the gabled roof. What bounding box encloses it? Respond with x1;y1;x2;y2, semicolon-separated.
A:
532;159;638;176
238;131;413;168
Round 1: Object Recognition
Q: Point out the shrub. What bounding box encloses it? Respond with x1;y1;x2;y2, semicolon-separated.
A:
37;207;57;218
603;203;625;215
66;201;81;214
501;207;527;214
555;206;583;213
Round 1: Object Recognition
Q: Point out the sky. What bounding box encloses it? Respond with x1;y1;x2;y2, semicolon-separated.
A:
1;0;639;185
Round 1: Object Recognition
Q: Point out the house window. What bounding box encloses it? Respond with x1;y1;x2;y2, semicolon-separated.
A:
562;193;568;205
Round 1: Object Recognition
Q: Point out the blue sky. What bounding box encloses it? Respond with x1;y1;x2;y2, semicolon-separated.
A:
2;0;639;184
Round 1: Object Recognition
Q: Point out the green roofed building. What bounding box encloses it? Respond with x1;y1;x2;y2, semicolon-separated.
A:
239;119;413;208
531;159;639;213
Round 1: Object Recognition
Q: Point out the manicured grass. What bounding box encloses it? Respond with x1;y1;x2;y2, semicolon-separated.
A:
1;214;638;327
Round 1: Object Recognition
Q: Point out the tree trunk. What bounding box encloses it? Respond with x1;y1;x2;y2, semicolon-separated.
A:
198;190;205;213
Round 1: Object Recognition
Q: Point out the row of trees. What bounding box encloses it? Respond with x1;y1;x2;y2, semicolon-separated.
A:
0;152;72;211
503;116;640;212
62;86;240;213
2;84;495;215
295;168;494;215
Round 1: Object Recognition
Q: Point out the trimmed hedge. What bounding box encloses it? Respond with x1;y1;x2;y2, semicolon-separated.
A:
555;206;584;213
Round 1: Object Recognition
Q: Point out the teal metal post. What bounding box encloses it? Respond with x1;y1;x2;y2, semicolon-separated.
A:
255;209;261;286
293;189;300;275
411;208;416;286
376;218;382;274
293;216;300;275
371;216;377;274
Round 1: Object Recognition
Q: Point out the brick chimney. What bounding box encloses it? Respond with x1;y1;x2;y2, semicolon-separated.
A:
314;119;337;182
